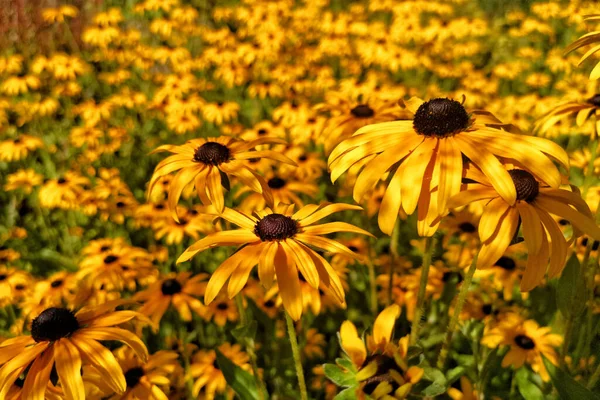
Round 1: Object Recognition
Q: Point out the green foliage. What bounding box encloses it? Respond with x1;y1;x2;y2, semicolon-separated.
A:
216;348;260;400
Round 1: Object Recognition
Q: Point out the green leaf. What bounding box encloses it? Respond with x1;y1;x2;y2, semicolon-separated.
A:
557;254;587;318
446;366;466;386
335;358;356;372
231;320;257;342
323;363;356;387
543;356;600;400
421;367;447;396
516;368;544;400
334;386;359;400
407;345;424;360
215;349;260;400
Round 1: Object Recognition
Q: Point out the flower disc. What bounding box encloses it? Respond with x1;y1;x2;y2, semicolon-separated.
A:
194;142;231;165
413;98;470;137
31;307;79;342
161;278;182;295
508;169;539;202
254;214;298;241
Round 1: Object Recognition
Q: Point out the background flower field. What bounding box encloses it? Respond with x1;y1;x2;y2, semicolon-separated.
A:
1;0;600;399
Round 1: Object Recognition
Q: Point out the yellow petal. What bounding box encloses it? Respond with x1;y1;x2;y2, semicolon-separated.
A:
274;249;303;320
168;165;202;222
206;167;225;213
520;230;549;292
378;169;403;235
283;240;319;289
298;203;362;227
517;202;544;255
69;337;125;394
478;197;509;243
75;327;148;362
227;245;262;298
177;230;258;263
535;207;568;278
536;195;600;240
477;207;519;268
400;138;437;215
437;137;463;213
21;345;54;400
455;135;516;205
339;321;366;367
54;339;85;400
373;304;401;348
204;245;258;304
447;186;497;209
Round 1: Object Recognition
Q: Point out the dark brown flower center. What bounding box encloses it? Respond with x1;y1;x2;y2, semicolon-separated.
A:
125;367;145;388
361;354;401;394
50;279;63;288
587;94;600;107
0;274;6;281
482;304;493;315
508;169;539;202
413;98;470;137
193;142;231;166
495;256;516;270
267;177;286;189
514;334;535;350
31;307;79;342
57;178;67;184
104;255;119;264
458;222;476;233
350;104;375;118
161;279;182;295
217;302;228;310
254;214;298;241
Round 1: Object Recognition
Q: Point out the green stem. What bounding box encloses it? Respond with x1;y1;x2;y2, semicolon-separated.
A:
437;252;479;369
365;255;379;316
588;361;600;389
235;294;247;326
235;294;266;400
410;235;437;346
388;219;401;305
560;314;574;367
285;312;308;400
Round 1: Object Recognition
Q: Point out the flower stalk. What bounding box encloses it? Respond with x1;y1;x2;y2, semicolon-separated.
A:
410;235;438;345
285;311;308;400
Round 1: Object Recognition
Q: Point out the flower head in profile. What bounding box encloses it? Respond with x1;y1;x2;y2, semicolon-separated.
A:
565;14;600;80
328;97;569;237
534;93;600;139
0;300;149;399
177;203;372;320
336;305;423;399
449;167;600;291
482;313;562;381
148;136;296;218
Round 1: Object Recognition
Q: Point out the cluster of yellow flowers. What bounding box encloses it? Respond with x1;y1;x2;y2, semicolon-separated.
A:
1;0;600;399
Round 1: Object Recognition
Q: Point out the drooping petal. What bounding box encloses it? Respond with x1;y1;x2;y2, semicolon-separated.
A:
283;240;319;289
54;339;85;400
535;208;568;278
437;137;463;213
378;169;403;235
477;207;519;268
301;222;373;237
70;337;125;394
206;167;225;213
455;135;516;205
298;203;363;227
400;138;437;215
447;186;497;209
517;202;544;256
227;244;263;298
535;196;600;239
478;197;510;243
520;229;550;292
75;327;148;361
168;165;203;222
21;345;54;400
258;242;278;289
0;342;48;398
274;249;303;320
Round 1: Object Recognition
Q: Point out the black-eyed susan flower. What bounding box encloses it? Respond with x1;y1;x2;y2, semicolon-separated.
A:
565;15;600;80
534;94;600;138
328;97;569;236
39;172;90;210
189;343;251;399
338;305;423;399
0;135;44;162
4;169;43;193
134;272;207;328
86;346;179;400
148;136;295;217
449;168;600;291
447;376;479;400
0;300;149;399
177;204;371;320
481;313;562;381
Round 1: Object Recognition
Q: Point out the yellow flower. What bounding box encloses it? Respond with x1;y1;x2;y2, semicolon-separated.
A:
134;272;207;329
339;305;423;399
534;94;600;139
0;135;44;162
0;300;149;399
449;168;600;291
177;204;371;320
4;169;43;193
482;313;562;381
41;5;78;23
148;136;295;216
565;14;600;80
328;97;568;236
448;376;479;400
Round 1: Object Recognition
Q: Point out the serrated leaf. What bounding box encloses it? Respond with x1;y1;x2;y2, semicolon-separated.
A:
543;356;600;400
557;254;587;318
516;368;544;400
216;349;260;400
323;363;356;387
